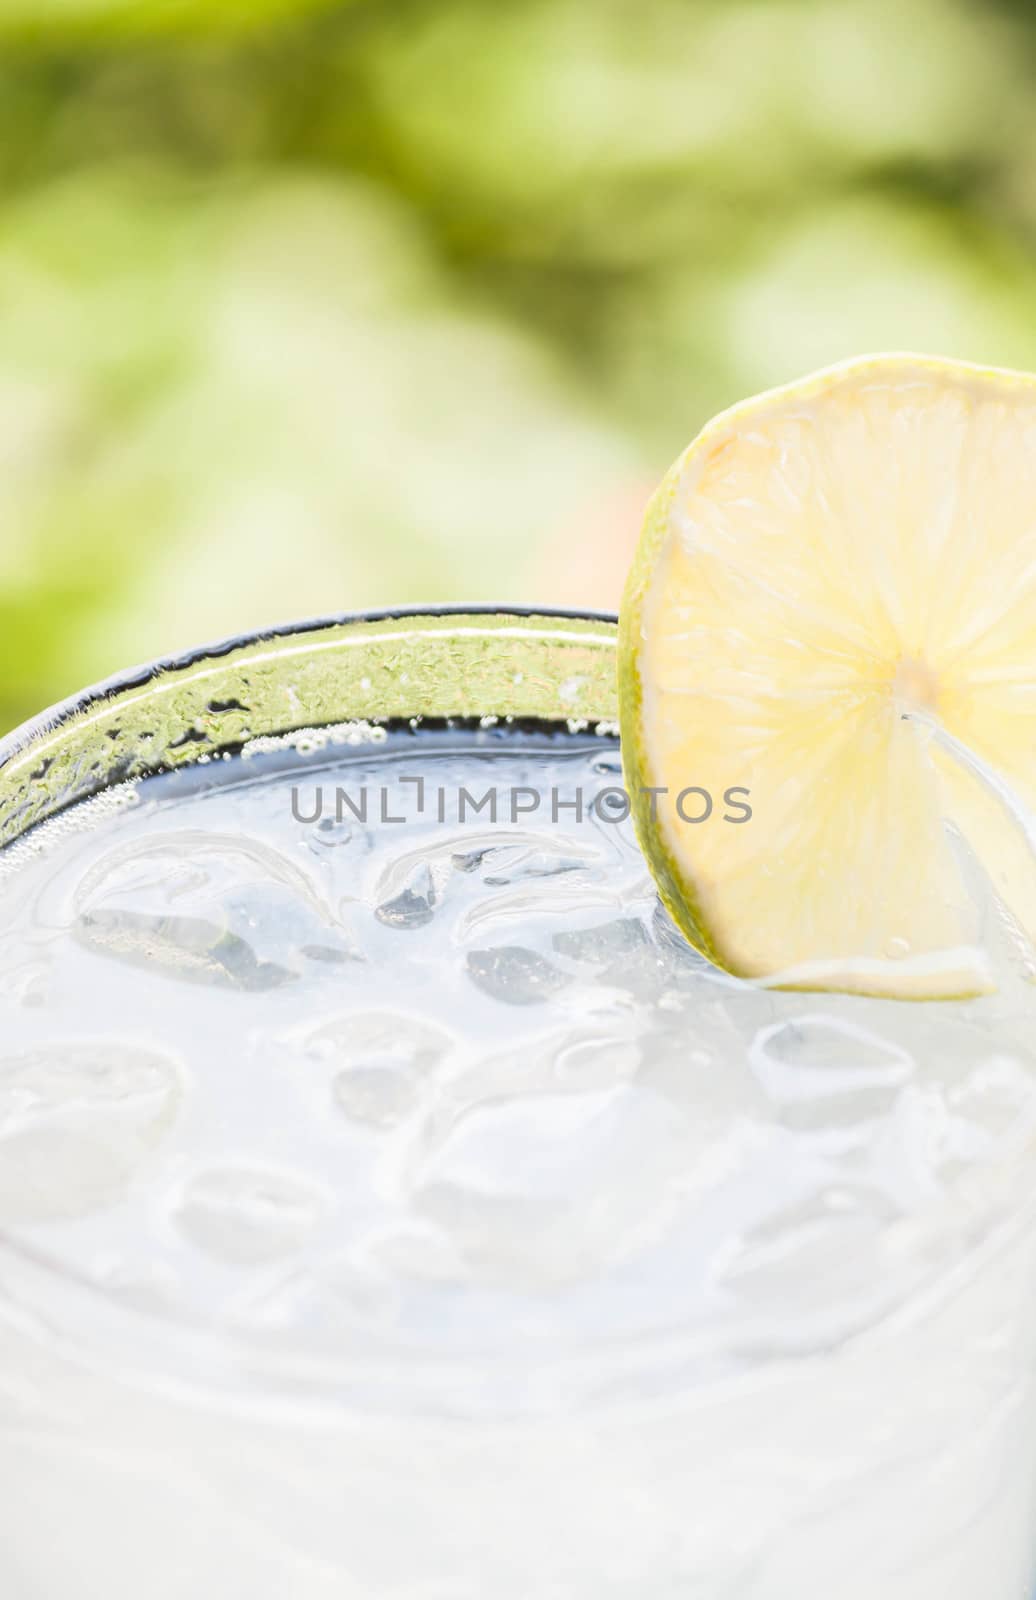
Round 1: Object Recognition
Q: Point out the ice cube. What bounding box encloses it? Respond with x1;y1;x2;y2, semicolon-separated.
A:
72;829;351;985
465;946;569;1006
170;1165;326;1265
412;1082;695;1286
0;1041;183;1223
298;1011;453;1129
75;909;297;992
750;1015;915;1132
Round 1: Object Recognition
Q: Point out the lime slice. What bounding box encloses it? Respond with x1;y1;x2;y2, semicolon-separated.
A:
619;354;1036;998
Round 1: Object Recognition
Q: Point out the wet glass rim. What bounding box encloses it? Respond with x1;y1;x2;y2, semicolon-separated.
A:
0;605;620;850
1;605;620;751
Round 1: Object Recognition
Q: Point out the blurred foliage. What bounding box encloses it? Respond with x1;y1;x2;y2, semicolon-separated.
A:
3;0;1036;729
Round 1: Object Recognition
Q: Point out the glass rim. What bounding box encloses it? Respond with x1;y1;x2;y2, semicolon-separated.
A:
0;605;620;851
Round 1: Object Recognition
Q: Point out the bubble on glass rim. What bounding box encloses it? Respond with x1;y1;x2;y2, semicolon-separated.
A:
241;720;388;759
0;781;142;883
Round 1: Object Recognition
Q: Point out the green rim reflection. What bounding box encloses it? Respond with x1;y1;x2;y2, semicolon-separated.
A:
0;607;619;848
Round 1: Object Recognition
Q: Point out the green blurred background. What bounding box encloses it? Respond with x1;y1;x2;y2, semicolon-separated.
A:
2;0;1036;732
